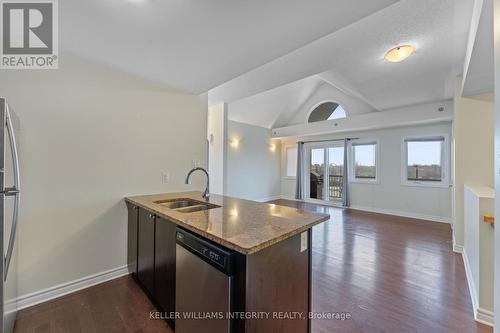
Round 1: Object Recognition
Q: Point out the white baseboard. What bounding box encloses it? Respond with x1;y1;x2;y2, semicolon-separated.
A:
277;198;452;224
452;230;464;253
16;265;130;311
462;249;479;315
255;195;282;203
349;205;452;224
453;243;464;254
279;196;303;202
476;308;494;327
474;308;495;327
461;249;494;327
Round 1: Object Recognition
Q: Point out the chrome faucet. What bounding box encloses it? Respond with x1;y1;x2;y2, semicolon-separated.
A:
185;167;210;200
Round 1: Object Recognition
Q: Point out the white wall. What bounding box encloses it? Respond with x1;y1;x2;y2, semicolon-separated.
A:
281;123;453;222
453;87;494;249
207;103;227;195
463;185;494;325
0;55;208;297
226;121;281;201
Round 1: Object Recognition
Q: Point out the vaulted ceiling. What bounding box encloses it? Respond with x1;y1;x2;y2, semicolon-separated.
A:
212;0;475;128
461;0;494;96
60;0;397;94
61;0;478;130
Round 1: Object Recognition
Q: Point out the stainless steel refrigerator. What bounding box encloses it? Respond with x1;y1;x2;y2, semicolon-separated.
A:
0;98;20;333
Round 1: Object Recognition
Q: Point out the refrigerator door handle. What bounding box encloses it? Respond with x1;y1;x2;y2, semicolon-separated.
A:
4;103;20;281
1;187;19;196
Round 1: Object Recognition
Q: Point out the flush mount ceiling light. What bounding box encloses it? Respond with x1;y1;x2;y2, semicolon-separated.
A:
384;45;415;63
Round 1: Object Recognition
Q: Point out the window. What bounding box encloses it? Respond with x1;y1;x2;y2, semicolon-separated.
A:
285;146;297;177
402;136;449;186
308;102;347;123
351;141;378;183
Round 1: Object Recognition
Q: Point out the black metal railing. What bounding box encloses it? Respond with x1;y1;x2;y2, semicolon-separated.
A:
329;175;343;199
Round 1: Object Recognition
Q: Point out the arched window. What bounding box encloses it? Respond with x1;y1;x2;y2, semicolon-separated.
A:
308;102;347;123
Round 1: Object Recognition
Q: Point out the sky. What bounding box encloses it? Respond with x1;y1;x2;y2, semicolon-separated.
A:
327;105;347;120
407;141;441;165
311;146;372;166
311;141;441;167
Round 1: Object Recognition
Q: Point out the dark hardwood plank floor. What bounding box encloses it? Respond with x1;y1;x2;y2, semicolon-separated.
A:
14;199;492;333
270;199;492;333
14;276;172;333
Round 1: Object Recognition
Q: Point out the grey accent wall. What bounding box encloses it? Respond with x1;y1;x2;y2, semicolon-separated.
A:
226;121;281;201
281;123;453;222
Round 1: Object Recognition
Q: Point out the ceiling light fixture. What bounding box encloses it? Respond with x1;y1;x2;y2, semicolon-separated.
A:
384;45;415;63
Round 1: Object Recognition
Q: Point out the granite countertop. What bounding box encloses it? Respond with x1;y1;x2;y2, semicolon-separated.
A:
125;191;329;255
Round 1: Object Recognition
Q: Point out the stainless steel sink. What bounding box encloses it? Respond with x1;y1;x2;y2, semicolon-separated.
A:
175;204;219;213
154;198;202;209
154;198;220;213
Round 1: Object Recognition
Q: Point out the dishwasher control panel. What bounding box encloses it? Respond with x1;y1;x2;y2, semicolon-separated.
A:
176;229;232;275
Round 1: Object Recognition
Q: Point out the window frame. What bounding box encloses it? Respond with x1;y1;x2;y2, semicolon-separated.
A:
349;139;380;184
284;145;298;179
401;134;450;188
306;100;348;124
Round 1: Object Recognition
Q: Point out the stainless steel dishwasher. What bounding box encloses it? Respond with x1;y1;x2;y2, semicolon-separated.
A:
175;228;233;333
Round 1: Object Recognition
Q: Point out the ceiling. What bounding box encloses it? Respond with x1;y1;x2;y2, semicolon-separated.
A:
60;0;398;94
462;0;494;96
212;0;475;128
227;75;322;128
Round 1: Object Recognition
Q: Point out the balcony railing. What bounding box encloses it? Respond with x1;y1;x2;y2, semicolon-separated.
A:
329;175;343;199
310;174;343;200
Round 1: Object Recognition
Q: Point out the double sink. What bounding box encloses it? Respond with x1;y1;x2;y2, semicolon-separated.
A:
154;198;220;213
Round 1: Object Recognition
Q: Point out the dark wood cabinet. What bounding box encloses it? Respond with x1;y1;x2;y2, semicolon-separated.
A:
154;216;177;326
126;203;139;276
137;208;155;296
133;209;177;330
128;202;313;333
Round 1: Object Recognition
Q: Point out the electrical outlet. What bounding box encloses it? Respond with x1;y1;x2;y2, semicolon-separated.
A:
191;159;201;168
161;172;170;184
300;232;308;252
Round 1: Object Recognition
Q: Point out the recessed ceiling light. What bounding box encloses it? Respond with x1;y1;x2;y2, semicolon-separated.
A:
384;45;415;63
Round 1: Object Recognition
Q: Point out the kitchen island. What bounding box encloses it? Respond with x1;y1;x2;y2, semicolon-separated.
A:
125;191;329;333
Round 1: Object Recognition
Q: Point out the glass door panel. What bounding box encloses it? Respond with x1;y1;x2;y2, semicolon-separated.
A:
328;147;344;202
309;148;325;200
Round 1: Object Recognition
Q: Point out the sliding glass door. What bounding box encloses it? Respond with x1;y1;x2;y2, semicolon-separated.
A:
306;142;344;203
309;148;325;200
328;146;344;201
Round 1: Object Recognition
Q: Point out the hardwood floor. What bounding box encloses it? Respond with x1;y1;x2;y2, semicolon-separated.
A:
14;276;172;333
14;200;492;333
270;199;492;333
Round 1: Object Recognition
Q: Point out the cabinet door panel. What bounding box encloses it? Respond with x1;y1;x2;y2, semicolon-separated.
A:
127;203;139;276
155;217;176;320
137;208;155;296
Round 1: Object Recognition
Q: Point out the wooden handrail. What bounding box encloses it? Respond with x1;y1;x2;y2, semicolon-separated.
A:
484;214;495;225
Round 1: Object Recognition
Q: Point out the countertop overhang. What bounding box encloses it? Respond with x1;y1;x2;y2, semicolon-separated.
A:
125;191;329;255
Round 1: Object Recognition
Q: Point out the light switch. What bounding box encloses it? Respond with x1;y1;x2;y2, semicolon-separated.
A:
161;172;170;184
